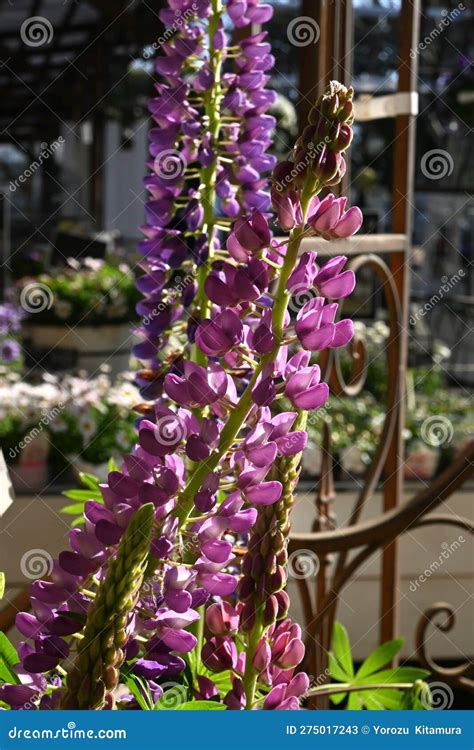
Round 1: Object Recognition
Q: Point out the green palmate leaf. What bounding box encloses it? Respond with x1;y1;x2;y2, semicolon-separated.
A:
78;472;100;491
124;675;154;711
108;457;119;473
331;622;354;678
154;684;188;710
347;693;362;710
61;468;104;527
368;690;408;711
357;638;404;678
62;489;102;502
328;622;431;710
328;652;350;683
329;689;347;706
356;667;430;686
0;572;5;600
0;632;20;685
362;693;384;710
61;503;89;515
176;701;226;710
401;681;430;709
202;669;232;697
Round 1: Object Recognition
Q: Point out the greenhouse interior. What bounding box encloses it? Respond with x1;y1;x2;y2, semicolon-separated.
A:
0;0;472;734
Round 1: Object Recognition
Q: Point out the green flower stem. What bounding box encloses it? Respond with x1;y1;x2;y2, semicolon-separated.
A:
241;618;263;708
176;188;315;527
61;503;155;710
192;0;224;367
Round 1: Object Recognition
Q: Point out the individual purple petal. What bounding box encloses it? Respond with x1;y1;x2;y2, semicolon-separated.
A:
245;481;282;506
332;319;355;347
198;572;237;596
201;539;233;564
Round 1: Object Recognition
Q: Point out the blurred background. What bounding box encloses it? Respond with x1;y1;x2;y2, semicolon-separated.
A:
0;0;472;707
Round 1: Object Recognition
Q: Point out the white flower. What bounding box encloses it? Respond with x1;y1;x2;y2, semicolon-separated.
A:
50;416;68;434
83;257;104;272
116;429;131;450
78;414;98;441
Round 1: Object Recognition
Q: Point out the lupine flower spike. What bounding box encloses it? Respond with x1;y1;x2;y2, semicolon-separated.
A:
4;0;361;713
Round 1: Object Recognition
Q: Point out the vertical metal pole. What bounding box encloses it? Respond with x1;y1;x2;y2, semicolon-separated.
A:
381;0;421;645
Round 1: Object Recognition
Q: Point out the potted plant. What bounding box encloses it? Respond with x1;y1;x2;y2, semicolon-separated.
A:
18;258;140;375
48;370;140;481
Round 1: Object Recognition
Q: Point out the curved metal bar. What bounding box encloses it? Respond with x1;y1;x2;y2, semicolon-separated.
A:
290;441;474;555
415;603;474;693
413;515;474;535
334;254;403;529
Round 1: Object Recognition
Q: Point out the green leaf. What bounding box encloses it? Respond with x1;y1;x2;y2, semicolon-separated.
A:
202;669;232;697
356;667;430;686
363;693;384;710
61;503;89;515
401;681;430;710
124;675;153;711
154;685;188;710
370;689;405;710
108;457;119;473
328;652;350;683
0;633;20;685
175;701;226;710
347;692;362;710
0;572;5;600
62;489;102;502
331;622;354;678
329;689;347;706
78;472;100;491
357;638;404;678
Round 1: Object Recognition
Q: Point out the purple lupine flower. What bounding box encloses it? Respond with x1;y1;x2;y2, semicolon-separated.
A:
308;194;363;239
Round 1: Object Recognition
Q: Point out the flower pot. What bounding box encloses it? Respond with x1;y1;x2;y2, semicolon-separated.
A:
6;431;50;493
404;441;438;480
8;460;50;494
